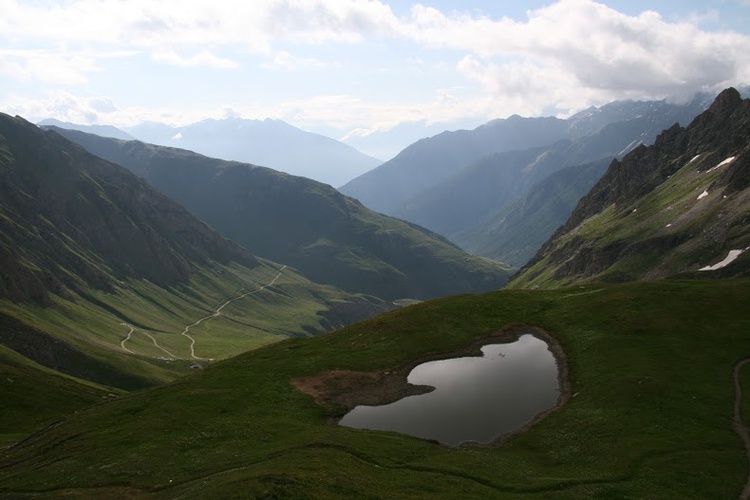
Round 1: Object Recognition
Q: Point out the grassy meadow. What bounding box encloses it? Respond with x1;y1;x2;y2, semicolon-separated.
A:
1;278;748;498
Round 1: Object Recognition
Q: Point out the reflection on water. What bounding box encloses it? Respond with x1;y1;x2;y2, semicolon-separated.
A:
339;334;560;446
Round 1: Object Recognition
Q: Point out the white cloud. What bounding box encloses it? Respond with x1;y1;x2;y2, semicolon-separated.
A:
0;49;100;85
1;90;209;127
2;1;748;98
2;0;749;132
261;51;330;70
151;49;239;69
401;0;750;103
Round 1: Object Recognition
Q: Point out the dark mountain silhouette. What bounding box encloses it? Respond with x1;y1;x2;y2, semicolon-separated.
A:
0;114;256;304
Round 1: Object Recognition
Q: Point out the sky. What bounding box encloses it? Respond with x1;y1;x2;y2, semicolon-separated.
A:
2;0;750;144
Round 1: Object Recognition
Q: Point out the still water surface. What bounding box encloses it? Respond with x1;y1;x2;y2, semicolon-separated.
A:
339;334;560;445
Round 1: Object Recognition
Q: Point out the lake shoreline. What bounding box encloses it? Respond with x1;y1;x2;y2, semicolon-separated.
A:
292;323;571;447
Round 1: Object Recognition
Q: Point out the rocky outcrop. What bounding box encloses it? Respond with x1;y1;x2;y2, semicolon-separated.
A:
514;88;750;287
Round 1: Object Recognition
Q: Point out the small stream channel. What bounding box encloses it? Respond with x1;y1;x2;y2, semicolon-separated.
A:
339;334;561;446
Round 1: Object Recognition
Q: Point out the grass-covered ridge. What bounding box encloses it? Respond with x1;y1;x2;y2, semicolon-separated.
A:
1;279;748;498
0;345;119;448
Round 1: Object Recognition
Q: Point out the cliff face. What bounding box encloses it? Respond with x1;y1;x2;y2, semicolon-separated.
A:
511;88;750;288
0;113;257;303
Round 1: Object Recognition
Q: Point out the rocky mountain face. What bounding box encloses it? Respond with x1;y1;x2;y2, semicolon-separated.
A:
510;88;750;288
0;114;258;303
339;97;708;219
123;117;382;187
50;128;512;300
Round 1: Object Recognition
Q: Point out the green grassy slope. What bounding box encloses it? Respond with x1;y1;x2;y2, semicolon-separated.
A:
0;345;119;447
1;258;385;389
1;279;747;498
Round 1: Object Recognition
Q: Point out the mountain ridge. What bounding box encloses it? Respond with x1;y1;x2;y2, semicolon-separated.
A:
123;117;382;187
1;114;258;303
0;113;390;388
511;88;750;288
49;127;513;301
339;96;709;219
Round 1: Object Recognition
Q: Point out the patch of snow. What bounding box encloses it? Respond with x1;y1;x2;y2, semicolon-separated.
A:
666;224;672;227
172;132;183;140
706;156;735;173
689;154;701;163
697;190;709;200
619;140;643;156
699;248;748;271
632;208;637;213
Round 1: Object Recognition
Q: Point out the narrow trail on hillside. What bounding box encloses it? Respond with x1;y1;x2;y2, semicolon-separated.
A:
733;358;750;500
141;332;177;360
120;323;176;359
119;323;135;354
180;266;287;360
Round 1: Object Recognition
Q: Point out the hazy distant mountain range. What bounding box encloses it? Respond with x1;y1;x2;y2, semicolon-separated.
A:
37;118;136;141
340;117;484;161
40;117;382;187
340;95;715;267
123;118;382;187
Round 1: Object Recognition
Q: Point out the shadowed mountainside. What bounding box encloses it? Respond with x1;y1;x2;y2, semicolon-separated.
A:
340;97;708;219
50;127;513;301
0;113;389;388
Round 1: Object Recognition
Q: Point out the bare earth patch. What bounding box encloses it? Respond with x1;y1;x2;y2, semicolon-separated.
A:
292;323;571;446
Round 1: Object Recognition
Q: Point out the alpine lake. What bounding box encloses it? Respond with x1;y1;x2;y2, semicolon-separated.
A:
339;334;561;446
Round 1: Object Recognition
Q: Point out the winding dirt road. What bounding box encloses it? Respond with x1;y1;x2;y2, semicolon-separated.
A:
179;266;287;360
120;323;176;359
733;358;750;500
118;266;286;360
142;331;177;360
119;323;135;354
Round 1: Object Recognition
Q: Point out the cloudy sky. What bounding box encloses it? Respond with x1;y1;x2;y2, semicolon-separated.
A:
2;0;749;143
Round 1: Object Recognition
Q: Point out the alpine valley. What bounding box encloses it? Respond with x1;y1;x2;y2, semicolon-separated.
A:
1;89;750;499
